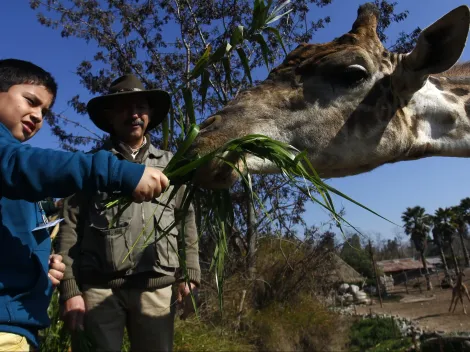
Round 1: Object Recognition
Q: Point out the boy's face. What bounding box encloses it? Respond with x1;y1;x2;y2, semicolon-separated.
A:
0;84;53;142
106;95;151;144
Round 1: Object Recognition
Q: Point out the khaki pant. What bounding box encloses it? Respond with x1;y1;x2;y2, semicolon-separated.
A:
0;332;32;352
74;285;176;352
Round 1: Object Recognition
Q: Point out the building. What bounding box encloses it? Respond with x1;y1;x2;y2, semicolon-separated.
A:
376;258;435;285
425;256;443;268
327;253;365;285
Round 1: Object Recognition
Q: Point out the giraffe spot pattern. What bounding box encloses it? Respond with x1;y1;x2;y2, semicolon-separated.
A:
410;114;420;138
443;93;458;104
451;87;469;96
442;113;457;125
428;76;443;90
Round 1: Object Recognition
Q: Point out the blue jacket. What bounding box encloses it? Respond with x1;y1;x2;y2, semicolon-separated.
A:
0;123;145;346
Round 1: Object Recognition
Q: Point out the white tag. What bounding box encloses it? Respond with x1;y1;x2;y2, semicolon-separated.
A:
32;218;64;232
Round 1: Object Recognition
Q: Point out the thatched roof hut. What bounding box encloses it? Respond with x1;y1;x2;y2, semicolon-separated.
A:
326;253;365;284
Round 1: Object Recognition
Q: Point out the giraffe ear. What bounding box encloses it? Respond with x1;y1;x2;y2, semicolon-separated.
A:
405;5;469;75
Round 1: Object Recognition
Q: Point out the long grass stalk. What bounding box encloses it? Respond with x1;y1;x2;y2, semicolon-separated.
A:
104;124;395;311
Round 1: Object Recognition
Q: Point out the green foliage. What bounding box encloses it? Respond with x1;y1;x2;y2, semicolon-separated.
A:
38;290;95;352
125;319;259;352
367;338;413;352
451;198;470;239
39;293;256;352
349;317;412;352
458;197;470;224
377;238;403;260
107;128;391;309
173;318;256;352
340;234;374;278
38;290;71;352
402;206;432;252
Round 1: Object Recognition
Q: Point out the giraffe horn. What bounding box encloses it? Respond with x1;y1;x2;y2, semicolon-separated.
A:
350;3;380;37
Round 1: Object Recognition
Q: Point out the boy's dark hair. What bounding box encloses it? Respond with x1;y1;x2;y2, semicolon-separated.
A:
0;59;58;108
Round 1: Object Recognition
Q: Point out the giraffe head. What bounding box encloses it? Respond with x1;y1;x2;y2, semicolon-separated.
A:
190;3;470;189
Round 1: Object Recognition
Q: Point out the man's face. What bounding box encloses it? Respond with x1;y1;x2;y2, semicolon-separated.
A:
0;84;53;142
107;95;151;143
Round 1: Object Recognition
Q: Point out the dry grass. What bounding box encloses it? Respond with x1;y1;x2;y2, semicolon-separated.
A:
248;294;339;351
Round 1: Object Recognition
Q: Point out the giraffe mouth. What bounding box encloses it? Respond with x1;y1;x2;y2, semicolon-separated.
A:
192;151;243;189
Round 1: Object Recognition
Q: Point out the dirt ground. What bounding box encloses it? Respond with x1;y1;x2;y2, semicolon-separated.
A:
356;268;470;333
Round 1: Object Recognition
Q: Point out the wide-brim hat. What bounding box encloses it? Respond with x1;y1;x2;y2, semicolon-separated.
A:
87;74;171;134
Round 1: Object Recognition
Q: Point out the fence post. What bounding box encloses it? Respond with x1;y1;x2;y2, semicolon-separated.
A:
403;270;409;294
369;239;383;308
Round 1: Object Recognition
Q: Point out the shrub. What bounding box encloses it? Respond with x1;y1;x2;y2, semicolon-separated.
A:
348;317;412;352
248;293;339;351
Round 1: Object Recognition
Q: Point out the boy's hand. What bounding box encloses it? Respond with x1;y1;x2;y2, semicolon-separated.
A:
61;296;86;331
48;254;65;287
132;167;169;203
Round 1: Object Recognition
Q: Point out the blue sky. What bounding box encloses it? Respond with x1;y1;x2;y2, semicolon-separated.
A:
1;0;469;244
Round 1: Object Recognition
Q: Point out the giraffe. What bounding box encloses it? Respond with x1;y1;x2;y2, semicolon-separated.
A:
189;3;470;189
449;271;470;314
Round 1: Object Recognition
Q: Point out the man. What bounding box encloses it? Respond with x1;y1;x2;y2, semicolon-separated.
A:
55;74;200;352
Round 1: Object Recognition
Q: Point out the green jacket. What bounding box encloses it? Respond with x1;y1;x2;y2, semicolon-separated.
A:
56;137;200;301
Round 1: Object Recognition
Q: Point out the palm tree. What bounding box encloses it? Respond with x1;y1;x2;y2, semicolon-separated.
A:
458;197;470;267
402;206;433;290
451;198;470;267
433;208;457;283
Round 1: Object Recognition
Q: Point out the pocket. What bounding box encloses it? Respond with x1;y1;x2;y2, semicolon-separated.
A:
84;193;135;274
88;223;133;274
154;213;179;268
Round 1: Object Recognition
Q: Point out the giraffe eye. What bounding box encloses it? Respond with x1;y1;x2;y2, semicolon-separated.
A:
341;64;369;86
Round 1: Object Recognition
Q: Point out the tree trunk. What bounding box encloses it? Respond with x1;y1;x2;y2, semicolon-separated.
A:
420;250;433;291
439;247;449;273
449;242;460;274
245;180;257;280
439;246;452;286
458;228;470;267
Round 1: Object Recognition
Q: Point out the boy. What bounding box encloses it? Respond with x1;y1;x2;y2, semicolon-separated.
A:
0;59;169;351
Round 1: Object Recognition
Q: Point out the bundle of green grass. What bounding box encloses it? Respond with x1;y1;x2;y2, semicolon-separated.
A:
105;124;387;307
107;124;383;223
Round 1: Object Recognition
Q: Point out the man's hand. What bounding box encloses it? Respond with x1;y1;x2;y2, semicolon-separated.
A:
177;282;198;320
61;296;86;331
48;254;65;287
132;167;169;203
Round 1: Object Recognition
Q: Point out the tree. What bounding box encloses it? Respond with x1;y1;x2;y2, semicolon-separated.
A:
432;208;454;283
340;234;374;279
451;198;470;267
319;230;336;251
401;206;433;290
377;238;402;260
391;227;413;258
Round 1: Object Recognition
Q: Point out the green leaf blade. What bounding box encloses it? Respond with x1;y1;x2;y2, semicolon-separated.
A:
236;48;252;84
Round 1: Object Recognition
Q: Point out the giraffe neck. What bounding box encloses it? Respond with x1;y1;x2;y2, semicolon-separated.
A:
403;71;470;160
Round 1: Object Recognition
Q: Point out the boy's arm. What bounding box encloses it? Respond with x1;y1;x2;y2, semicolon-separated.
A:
0;124;144;201
175;185;201;286
55;193;83;301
